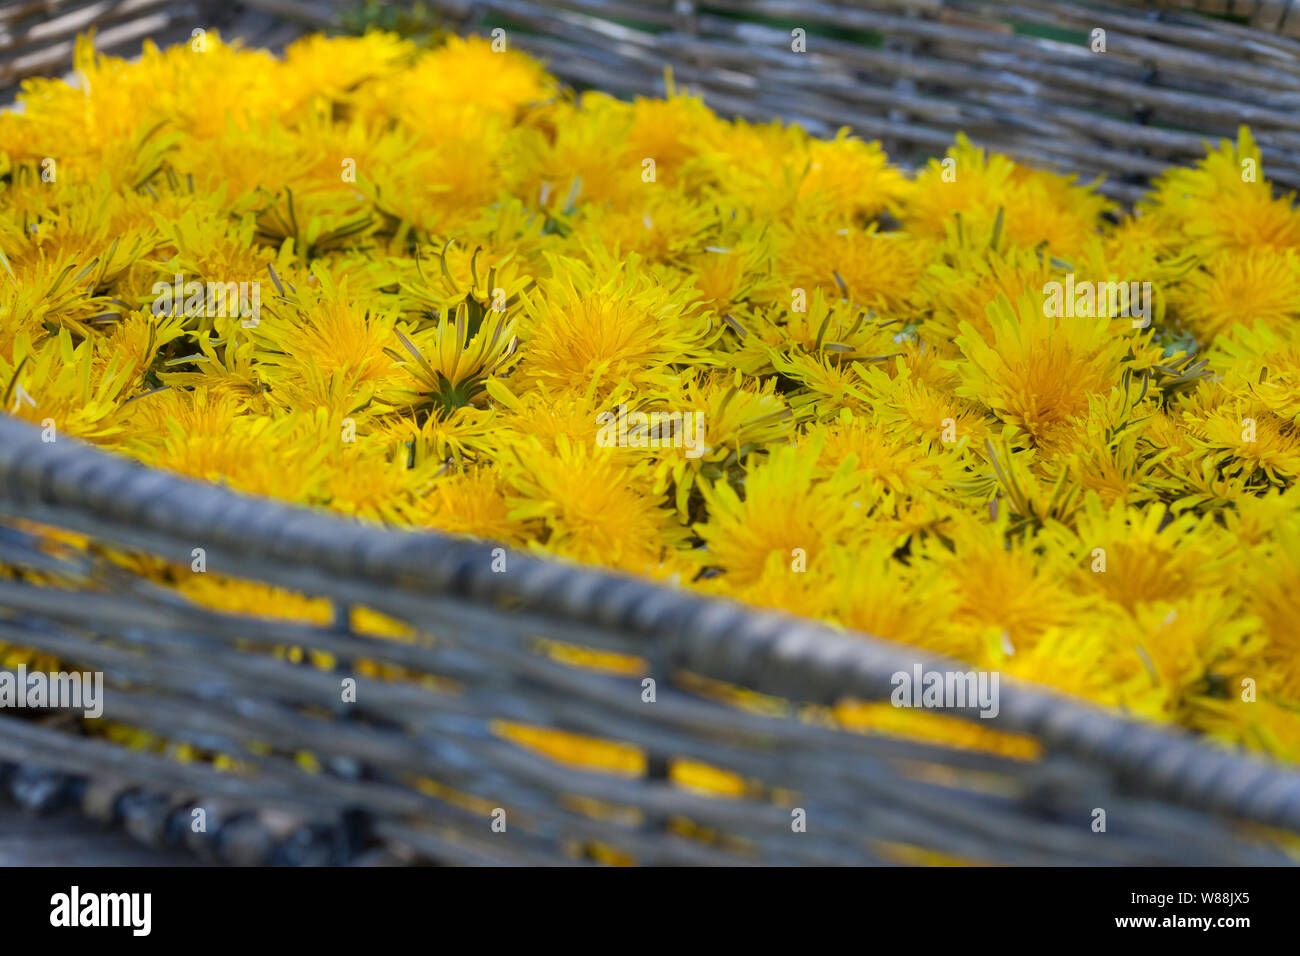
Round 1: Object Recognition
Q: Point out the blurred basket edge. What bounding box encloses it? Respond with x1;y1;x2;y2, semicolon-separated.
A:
3;1;1300;202
1;415;1300;866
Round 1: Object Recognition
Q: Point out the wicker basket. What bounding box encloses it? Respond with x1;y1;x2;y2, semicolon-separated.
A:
3;421;1300;866
421;0;1300;201
2;1;1300;865
7;0;1300;201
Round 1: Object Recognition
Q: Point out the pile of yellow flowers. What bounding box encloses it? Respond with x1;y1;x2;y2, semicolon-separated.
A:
3;31;1300;765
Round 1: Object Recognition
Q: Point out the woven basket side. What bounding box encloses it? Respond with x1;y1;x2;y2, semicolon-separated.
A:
2;413;1299;859
413;0;1300;199
0;0;315;94
5;1;1299;197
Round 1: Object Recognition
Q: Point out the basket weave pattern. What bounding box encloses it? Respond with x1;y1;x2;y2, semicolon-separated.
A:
2;417;1299;864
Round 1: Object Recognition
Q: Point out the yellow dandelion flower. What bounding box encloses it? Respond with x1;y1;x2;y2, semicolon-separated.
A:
810;406;960;498
916;245;1057;345
1171;249;1300;340
502;435;684;573
953;293;1128;453
1142;127;1300;256
1238;514;1300;700
904;134;1110;256
828;540;967;658
1050;499;1234;612
927;512;1085;653
514;252;713;393
694;439;870;587
981;625;1166;720
776;220;930;316
796;130;914;221
400;467;530;544
382;34;552;119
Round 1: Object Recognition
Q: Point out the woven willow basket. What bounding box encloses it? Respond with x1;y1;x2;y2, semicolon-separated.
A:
3;424;1300;866
2;1;1300;865
7;0;1300;200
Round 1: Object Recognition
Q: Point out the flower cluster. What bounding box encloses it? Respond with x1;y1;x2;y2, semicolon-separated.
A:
3;32;1299;763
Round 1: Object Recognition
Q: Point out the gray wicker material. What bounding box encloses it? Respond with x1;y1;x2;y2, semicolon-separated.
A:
1;415;1299;865
5;2;1300;201
0;762;357;865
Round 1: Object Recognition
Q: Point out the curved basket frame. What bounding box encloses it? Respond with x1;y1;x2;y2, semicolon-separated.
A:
1;416;1298;865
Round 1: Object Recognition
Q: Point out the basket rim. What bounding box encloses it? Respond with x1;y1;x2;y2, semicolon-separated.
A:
3;412;1299;834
